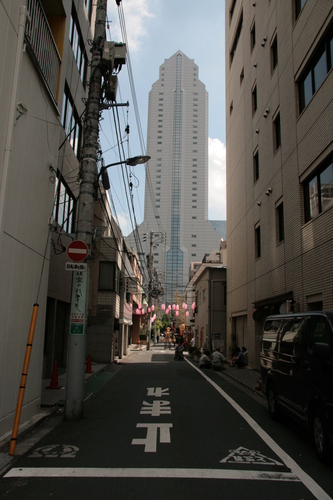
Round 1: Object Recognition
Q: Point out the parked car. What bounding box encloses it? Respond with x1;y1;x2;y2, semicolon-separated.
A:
260;311;333;461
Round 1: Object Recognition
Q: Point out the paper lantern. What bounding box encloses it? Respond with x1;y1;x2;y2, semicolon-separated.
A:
139;303;142;309
172;304;175;310
186;311;189;317
136;308;140;315
161;304;165;310
148;307;151;313
151;305;155;311
175;311;179;316
166;309;169;315
142;309;145;315
176;304;179;310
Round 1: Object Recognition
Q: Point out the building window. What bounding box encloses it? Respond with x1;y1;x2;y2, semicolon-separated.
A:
273;111;281;152
230;10;243;65
229;0;236;23
298;25;333;113
295;0;307;20
61;83;82;158
99;262;120;293
250;21;256;51
53;171;76;233
253;149;259;182
276;203;284;243
252;84;257;115
304;155;333;222
240;67;244;85
271;34;278;72
255;225;261;259
69;6;87;85
85;0;92;21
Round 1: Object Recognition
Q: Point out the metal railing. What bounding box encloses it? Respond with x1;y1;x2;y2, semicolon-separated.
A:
25;0;61;104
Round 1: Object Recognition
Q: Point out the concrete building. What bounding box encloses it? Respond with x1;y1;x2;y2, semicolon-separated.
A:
188;244;227;352
0;0;95;437
126;51;222;305
225;0;333;367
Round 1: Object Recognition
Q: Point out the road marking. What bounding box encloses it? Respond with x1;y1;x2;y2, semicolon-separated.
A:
185;358;332;500
28;445;79;459
131;423;173;452
140;400;171;416
5;467;300;481
221;446;284;466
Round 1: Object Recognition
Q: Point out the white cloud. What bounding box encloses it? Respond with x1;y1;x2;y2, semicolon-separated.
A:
107;0;156;54
208;137;226;220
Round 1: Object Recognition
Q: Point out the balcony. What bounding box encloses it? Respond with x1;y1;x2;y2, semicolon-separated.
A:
25;0;62;108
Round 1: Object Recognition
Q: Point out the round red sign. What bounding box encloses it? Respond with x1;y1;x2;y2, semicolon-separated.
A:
67;240;89;262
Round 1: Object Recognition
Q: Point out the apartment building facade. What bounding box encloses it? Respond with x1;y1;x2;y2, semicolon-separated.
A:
0;0;95;437
225;0;333;366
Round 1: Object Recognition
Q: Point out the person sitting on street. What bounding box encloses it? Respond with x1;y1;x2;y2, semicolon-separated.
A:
211;347;226;371
199;350;212;369
231;346;247;368
241;346;248;366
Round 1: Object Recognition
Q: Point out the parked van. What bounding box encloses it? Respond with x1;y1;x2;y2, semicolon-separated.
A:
260;311;333;461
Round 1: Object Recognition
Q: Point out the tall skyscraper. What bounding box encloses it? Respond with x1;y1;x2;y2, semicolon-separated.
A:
127;51;222;303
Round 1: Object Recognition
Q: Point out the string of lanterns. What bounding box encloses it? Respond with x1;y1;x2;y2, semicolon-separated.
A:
135;302;195;319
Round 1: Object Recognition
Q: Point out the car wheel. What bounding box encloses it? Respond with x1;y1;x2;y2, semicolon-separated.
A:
267;383;279;420
313;408;330;462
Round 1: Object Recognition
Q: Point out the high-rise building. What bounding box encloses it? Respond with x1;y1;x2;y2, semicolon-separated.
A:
127;51;222;304
225;0;333;367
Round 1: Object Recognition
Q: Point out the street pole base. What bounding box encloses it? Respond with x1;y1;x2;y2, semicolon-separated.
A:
64;400;84;421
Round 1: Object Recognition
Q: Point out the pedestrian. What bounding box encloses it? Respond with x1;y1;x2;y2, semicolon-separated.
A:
211;347;226;371
199;350;212;369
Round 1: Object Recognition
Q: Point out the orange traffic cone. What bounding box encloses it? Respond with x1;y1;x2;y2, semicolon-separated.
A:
47;361;60;389
255;375;262;391
85;353;93;373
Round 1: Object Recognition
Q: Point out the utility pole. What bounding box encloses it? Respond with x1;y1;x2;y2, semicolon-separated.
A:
146;230;153;351
64;0;107;421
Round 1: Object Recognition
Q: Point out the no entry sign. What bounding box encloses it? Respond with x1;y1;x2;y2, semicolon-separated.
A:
67;240;88;262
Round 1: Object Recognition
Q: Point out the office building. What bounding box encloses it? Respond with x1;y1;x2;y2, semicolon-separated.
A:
127;51;222;304
225;0;333;366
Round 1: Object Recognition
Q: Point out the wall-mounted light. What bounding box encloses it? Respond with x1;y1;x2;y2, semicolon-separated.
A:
263;113;267;118
265;187;272;196
255;129;259;134
254;63;257;68
265;108;270;114
253;2;256;6
261;37;267;47
257;201;261;206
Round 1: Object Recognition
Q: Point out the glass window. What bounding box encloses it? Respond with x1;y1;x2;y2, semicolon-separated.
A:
276;203;284;243
313;49;327;91
255;225;261;259
320;162;333;212
271;35;278;71
273;112;281;152
280;319;306;355
252;84;257;115
295;0;307;20
308;317;331;350
253;150;259;182
53;171;76;233
61;84;82;158
298;25;333;112
251;22;256;51
304;156;333;222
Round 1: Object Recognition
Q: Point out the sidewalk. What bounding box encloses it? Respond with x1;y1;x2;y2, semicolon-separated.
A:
0;344;144;458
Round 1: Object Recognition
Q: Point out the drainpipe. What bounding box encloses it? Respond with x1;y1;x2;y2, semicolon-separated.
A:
0;6;29;256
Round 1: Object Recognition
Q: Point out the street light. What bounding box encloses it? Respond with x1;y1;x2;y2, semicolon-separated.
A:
98;155;151;190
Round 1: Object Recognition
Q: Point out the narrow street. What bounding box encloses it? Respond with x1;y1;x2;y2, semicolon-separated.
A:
1;345;332;500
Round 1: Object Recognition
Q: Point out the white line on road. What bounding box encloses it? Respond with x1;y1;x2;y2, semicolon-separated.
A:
5;467;300;481
185;359;332;500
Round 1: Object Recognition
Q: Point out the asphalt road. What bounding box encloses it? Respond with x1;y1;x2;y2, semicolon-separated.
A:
1;347;332;499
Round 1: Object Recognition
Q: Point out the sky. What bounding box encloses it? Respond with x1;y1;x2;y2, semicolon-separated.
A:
100;0;226;236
